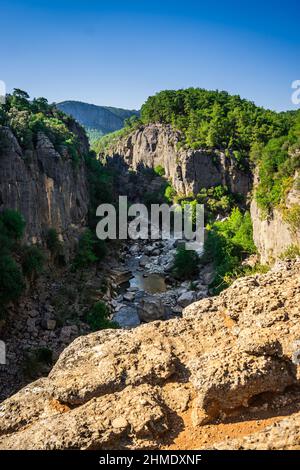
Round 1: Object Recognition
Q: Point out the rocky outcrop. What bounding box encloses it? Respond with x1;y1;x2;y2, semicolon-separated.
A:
251;173;300;263
0;125;89;251
0;258;299;450
107;124;251;197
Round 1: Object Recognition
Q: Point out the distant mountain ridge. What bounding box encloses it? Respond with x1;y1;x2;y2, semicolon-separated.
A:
57;100;140;142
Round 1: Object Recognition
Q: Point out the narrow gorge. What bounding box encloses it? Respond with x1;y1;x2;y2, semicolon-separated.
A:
0;88;300;450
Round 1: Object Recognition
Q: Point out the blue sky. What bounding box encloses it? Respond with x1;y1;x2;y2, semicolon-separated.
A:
0;0;299;110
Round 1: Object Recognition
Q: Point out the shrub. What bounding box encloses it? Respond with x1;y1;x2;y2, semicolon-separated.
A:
73;229;98;269
204;208;256;293
0;209;25;240
283;204;300;233
154;165;165;176
280;244;300;260
0;255;24;316
86;301;118;331
21;245;45;279
164;184;177;203
172;245;200;280
46;228;61;254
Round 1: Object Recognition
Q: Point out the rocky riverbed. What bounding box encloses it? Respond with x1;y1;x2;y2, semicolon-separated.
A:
108;238;209;328
0;236;212;402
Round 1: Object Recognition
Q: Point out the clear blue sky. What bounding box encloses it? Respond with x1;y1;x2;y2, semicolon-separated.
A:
1;0;299;111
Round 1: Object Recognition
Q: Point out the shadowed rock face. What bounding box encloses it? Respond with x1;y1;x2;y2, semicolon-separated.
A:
107;123;251;197
0;259;299;450
0;125;89;252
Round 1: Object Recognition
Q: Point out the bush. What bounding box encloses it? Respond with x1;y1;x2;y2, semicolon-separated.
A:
21;245;45;279
73;229;98;269
280;244;300;260
283;204;300;233
46;228;61;254
0;255;24;316
154;165;165;176
86;301;118;331
204;208;256;293
0;209;25;240
164;184;177;203
172;245;200;280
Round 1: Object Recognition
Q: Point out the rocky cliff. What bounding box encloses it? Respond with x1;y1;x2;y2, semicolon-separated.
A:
251;172;300;263
0;124;89;251
0;258;299;450
107;124;251;197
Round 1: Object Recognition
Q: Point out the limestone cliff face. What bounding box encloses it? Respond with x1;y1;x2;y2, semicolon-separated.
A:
107;124;251;197
0;124;89;251
251;172;300;263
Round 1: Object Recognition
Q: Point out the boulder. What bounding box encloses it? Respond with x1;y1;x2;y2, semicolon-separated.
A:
113;306;140;328
177;291;195;307
137;295;166;322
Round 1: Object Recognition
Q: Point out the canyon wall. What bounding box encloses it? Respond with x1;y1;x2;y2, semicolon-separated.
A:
251;172;300;263
107;124;251;197
0;124;89;251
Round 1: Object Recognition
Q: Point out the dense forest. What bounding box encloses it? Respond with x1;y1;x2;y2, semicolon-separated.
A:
0;89;83;165
140;88;297;155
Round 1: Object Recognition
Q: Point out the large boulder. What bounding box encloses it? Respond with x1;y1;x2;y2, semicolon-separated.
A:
112;306;140;328
136;294;166;322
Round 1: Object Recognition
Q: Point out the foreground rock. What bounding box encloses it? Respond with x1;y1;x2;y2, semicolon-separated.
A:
0;259;300;450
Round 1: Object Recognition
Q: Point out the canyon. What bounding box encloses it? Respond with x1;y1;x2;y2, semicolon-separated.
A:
0;100;300;450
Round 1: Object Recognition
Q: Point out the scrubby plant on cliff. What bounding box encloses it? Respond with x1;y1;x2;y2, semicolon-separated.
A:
283;204;300;233
172;245;200;280
0;210;27;316
204;208;257;293
21;245;45;281
46;228;61;257
86;301;117;331
154;165;165;177
0;209;26;242
73;229;98;269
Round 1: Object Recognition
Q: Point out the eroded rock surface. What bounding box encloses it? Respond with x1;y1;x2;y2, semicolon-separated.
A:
0;259;300;449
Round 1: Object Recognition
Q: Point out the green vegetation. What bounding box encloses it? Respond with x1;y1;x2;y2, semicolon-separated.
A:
73;228;108;270
86;301;118;331
21;245;45;280
203;208;259;293
0;210;26;316
140;88;295;159
46;228;62;258
164;184;242;223
92;115;140;154
172;245;200;280
254;113;300;214
283;204;300;233
0;209;26;241
73;229;98;269
0;88;83;164
84;150;115;228
280;245;300;260
154;165;165;176
0;255;24;315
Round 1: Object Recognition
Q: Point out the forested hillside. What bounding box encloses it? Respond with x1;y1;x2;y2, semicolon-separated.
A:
57;100;139;143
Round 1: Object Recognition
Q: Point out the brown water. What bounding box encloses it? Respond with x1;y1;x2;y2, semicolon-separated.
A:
129;272;167;294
